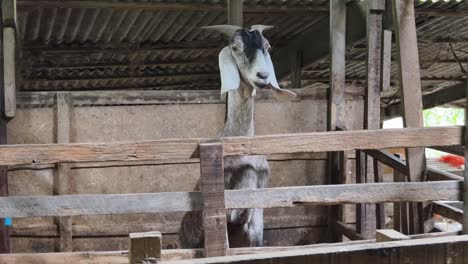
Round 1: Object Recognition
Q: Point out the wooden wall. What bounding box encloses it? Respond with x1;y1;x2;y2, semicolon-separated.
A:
6;98;364;252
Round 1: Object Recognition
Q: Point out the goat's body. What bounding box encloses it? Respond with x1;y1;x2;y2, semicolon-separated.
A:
180;85;270;248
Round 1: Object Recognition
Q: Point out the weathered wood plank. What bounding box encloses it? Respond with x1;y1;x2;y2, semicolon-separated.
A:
393;0;426;234
15;88;363;108
327;0;347;243
199;142;227;257
433;201;463;224
0;126;462;166
335;221;364;241
2;28;15;119
464;76;468;234
362;0;385;239
129;231;161;264
0;181;460;218
55;93;72;252
376;229;410;242
162;235;468;264
2;0;16;28
381;30;392;93
427;167;464;182
364;149;408;175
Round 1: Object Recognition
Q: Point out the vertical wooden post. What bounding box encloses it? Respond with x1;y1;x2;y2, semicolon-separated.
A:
129;231;162;264
463;74;468;234
2;0;16;119
327;0;347;242
290;50;302;88
0;7;9;253
381;30;392;93
199;141;227;257
392;0;426;234
55;93;72;252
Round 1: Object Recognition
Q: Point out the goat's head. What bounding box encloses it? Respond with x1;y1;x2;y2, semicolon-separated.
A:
202;25;297;101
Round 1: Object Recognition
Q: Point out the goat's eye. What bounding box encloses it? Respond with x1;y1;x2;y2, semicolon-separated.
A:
232;46;238;52
267;46;272;53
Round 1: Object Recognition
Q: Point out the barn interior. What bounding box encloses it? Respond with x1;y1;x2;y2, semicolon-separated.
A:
0;0;467;263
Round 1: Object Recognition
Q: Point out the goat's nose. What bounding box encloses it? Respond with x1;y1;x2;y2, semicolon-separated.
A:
257;72;269;80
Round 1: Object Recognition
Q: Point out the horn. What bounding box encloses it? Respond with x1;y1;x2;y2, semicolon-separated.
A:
201;25;242;38
251;25;274;33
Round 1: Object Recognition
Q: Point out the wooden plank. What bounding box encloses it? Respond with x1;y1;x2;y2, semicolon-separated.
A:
161;235;468;264
290;50;302;88
361;0;385;239
16;0;328;13
15;88;362;108
393;171;401;233
2;28;15;119
392;0;426;235
384;82;466;119
0;15;9;252
381;30;392;93
0;181;460;218
199;142;227;257
327;0;347;243
373;158;385;229
376;229;410;242
129;231;162;264
433;201;463;224
2;0;16;28
335;221;364;241
364;149;408;175
427;168;464;182
54;93;72;252
465;76;468;234
0;126;461;166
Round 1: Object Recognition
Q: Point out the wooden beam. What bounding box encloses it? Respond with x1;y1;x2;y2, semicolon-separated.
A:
392;0;426;234
427;167;464;182
375;229;410;242
15;88;362;108
430;145;464;157
464;75;468;234
327;0;347;243
160;235;468;264
364;149;408;175
362;0;385;237
0;15;10;253
2;28;15;118
381;30;392;93
290;50;302;89
129;231;162;264
0;126;462;166
433;201;463;223
54;93;72;252
17;0;328;14
335;221;364;241
0;181;460;218
2;0;16;28
199;142;227;257
384;81;466;119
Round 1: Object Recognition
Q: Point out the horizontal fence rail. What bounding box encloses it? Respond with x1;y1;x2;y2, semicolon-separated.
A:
0;126;463;166
0;181;461;218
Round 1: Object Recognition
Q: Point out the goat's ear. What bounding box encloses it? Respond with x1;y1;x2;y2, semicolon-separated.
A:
265;52;297;101
219;46;240;99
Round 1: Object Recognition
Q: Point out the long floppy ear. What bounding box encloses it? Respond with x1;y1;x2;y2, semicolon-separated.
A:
265;52;297;101
219;46;240;99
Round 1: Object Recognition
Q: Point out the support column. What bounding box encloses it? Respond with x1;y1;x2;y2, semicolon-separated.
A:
327;0;347;242
199;141;227;257
55;93;72;251
392;0;426;234
463;75;468;234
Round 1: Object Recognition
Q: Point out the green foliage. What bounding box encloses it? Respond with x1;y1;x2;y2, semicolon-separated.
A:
423;107;464;127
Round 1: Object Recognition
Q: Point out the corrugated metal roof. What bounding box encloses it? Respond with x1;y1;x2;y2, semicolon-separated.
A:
16;0;468;106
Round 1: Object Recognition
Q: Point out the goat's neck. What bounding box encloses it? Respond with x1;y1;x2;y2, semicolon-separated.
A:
223;82;254;137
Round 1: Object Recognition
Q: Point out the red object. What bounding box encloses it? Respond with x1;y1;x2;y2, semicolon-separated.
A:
438;155;465;168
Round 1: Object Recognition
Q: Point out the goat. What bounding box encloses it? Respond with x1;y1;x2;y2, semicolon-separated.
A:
180;25;296;249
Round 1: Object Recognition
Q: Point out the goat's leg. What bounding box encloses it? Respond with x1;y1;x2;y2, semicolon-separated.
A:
247;208;264;247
